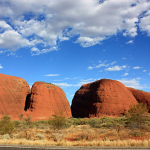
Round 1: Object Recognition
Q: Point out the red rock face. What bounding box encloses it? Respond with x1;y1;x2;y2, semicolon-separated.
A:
71;79;138;118
127;87;150;112
0;73;30;120
24;82;72;120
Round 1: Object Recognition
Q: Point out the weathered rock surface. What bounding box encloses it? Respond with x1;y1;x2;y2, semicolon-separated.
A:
127;87;150;112
71;79;138;118
0;73;30;120
25;82;72;120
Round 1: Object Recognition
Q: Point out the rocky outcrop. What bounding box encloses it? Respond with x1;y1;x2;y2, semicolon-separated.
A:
127;87;150;112
0;73;30;120
71;79;138;118
25;82;72;120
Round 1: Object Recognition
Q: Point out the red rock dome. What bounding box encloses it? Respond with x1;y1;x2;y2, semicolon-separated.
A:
24;82;72;120
71;79;138;118
0;73;30;120
127;87;150;112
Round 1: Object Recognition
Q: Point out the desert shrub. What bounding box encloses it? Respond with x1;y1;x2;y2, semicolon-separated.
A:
16;131;32;139
69;118;80;125
0;115;15;135
23;116;32;126
65;118;74;128
130;130;142;137
89;118;101;128
35;133;45;140
70;118;87;125
48;111;66;130
1;134;10;140
126;103;148;129
38;120;48;124
13;120;22;128
45;129;52;134
102;122;113;128
51;132;64;141
100;116;112;123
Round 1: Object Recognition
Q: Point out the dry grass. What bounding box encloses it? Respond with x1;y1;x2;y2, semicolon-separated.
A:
0;139;150;147
0;115;150;147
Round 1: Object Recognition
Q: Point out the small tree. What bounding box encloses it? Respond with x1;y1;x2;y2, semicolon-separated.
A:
126;103;148;129
0;115;15;135
48;111;66;130
23;116;32;126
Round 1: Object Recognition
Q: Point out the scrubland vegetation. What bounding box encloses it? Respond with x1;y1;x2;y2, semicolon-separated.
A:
0;103;150;147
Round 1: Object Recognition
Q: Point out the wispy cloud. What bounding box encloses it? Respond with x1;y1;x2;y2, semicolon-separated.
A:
118;78;144;89
122;73;129;76
143;70;147;72
0;64;3;69
110;61;117;65
44;74;60;77
105;65;127;71
88;60;113;70
133;66;143;69
52;83;73;87
122;57;127;60
126;40;133;44
88;66;93;70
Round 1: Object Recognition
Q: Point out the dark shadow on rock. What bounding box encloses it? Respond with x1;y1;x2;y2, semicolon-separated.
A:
24;93;31;111
71;80;101;118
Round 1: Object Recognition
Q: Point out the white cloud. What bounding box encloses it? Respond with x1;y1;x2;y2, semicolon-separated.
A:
118;78;144;89
96;63;108;68
133;66;142;69
0;0;150;53
44;74;60;77
88;60;109;70
139;10;150;36
110;61;117;65
143;70;147;72
122;57;127;60
52;83;73;87
88;66;93;70
122;73;129;76
0;30;29;50
0;21;12;30
75;78;98;87
126;40;133;44
0;64;3;69
149;73;150;75
31;46;57;56
105;65;127;71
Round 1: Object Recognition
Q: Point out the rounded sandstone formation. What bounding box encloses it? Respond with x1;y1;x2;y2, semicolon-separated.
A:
71;79;138;118
0;73;30;120
127;87;150;112
24;82;72;120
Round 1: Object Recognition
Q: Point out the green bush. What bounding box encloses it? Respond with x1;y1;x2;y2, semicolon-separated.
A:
0;115;15;135
89;118;101;128
13;120;22;128
102;122;113;128
48;111;66;130
19;114;24;120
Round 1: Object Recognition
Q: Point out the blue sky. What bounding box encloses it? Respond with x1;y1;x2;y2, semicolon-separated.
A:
0;0;150;105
